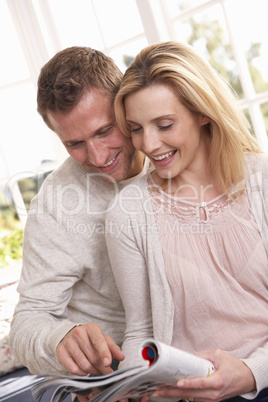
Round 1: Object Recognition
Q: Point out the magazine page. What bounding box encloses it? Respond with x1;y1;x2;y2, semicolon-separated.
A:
32;366;146;401
0;374;43;401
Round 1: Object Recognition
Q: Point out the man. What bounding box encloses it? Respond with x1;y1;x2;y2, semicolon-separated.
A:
10;46;147;377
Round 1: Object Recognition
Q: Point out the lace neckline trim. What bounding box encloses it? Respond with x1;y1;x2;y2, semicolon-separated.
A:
148;175;227;207
148;175;245;222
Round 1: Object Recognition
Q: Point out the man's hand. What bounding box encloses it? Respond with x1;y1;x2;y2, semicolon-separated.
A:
142;349;256;401
56;323;124;376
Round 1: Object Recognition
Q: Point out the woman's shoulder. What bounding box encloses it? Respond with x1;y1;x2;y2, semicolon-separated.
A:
122;171;150;190
245;153;268;175
107;172;152;219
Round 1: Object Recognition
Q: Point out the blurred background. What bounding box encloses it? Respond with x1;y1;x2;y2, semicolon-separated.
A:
1;0;268;268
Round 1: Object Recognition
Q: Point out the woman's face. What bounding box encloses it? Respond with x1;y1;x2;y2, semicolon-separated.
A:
124;84;210;187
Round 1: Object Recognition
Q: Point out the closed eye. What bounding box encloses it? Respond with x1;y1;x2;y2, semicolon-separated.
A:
66;141;83;148
130;126;142;133
158;124;173;130
96;126;114;136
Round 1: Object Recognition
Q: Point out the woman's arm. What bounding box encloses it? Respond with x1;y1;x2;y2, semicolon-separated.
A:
141;349;256;401
106;206;153;369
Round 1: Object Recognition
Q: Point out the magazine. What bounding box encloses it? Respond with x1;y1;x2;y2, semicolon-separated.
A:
32;339;215;402
0;374;43;401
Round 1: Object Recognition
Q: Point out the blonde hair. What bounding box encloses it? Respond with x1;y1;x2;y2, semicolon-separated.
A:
114;41;262;195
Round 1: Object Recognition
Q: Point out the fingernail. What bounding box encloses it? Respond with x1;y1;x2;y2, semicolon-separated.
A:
177;380;185;387
103;358;110;366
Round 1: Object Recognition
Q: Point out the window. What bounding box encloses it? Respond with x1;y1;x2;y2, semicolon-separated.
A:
1;0;267;184
159;0;268;149
1;0;268;180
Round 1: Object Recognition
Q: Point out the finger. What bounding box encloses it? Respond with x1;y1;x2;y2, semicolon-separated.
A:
176;376;223;401
195;348;221;367
152;386;213;401
58;346;102;376
57;351;89;376
56;339;89;375
57;328;105;375
85;325;114;368
73;347;113;376
176;376;213;390
151;387;188;400
67;324;112;374
57;324;116;375
104;335;125;361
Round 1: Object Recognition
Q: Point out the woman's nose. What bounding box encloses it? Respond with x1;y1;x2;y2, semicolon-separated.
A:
141;130;161;155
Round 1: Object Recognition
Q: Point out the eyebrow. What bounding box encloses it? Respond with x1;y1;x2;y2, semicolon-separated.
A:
63;139;81;146
127;114;176;124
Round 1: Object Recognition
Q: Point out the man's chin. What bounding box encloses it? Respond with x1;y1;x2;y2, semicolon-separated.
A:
82;164;124;183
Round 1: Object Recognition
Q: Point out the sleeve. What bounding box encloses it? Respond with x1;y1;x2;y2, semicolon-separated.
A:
242;349;268;398
105;201;153;369
9;197;84;375
242;155;268;397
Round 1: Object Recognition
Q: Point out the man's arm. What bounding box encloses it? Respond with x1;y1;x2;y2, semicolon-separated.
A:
10;197;124;375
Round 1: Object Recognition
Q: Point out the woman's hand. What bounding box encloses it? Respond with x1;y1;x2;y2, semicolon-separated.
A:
142;349;256;401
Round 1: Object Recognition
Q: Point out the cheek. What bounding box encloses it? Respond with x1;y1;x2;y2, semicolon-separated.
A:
67;148;86;163
131;135;142;150
111;128;131;146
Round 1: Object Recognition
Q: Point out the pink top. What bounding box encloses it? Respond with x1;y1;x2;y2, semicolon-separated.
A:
150;184;268;358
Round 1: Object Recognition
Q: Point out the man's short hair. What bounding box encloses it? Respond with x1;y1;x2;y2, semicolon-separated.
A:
37;46;123;129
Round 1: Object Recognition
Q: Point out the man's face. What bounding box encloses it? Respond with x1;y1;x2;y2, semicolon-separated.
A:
47;90;143;182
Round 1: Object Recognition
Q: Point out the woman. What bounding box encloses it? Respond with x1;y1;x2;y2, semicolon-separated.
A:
106;42;268;401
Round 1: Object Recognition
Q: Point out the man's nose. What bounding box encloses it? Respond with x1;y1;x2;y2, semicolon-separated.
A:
86;140;109;167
